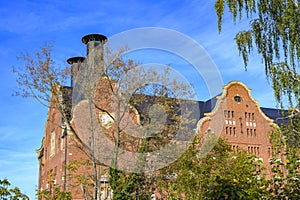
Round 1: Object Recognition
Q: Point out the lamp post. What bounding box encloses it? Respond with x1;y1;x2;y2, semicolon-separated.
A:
62;126;68;192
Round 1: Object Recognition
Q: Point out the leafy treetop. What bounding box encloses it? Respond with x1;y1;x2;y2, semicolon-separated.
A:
215;0;299;106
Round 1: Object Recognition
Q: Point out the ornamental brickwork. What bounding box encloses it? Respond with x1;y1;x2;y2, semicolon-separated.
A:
36;34;283;199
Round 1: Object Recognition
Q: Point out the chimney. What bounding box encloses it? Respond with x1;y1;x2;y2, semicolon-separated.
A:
81;33;107;77
67;34;107;106
82;34;107;56
67;56;86;87
67;56;86;107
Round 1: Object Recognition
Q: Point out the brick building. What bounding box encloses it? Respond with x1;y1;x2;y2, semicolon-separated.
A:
36;34;283;199
197;81;280;174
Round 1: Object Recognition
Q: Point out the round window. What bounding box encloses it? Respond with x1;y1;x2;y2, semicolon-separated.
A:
234;96;242;102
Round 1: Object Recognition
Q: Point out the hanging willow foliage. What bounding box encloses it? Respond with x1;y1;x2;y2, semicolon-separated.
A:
215;0;300;106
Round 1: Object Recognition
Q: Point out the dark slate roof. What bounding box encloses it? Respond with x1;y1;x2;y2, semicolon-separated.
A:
67;86;286;126
201;95;220;115
261;107;288;125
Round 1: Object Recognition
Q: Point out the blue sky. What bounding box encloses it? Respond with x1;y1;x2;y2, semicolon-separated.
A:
0;0;277;198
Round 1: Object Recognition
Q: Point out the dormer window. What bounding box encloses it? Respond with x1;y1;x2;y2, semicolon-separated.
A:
234;95;242;102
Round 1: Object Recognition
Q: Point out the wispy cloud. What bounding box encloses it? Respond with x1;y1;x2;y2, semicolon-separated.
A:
0;1;279;199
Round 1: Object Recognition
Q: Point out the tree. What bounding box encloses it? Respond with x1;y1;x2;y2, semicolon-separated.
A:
95;63;196;199
13;42;137;199
214;1;300;199
214;0;299;107
214;0;300;145
0;178;29;200
13;38;196;199
157;133;270;199
70;45;194;199
267;125;300;199
37;187;72;200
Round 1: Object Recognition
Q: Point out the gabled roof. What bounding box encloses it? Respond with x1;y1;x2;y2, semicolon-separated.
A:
62;82;287;126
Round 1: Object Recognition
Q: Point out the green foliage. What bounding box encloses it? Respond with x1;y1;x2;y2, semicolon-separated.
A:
109;168;150;200
37;187;72;200
109;140;153;200
268;127;300;199
65;159;94;189
206;175;248;199
215;0;300;105
0;179;29;200
65;158;112;200
158;136;269;199
280;109;300;148
214;2;300;197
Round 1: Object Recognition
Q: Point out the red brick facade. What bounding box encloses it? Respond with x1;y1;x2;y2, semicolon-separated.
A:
37;80;279;199
197;81;277;176
36;34;281;199
36;101;92;199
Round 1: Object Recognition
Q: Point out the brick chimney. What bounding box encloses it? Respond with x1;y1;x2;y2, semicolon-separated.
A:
67;56;86;87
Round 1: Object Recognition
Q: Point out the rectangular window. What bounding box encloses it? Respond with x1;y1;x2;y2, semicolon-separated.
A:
60;136;64;151
54;166;57;177
62;161;65;174
240;119;243;134
58;137;61;152
50;131;56;157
